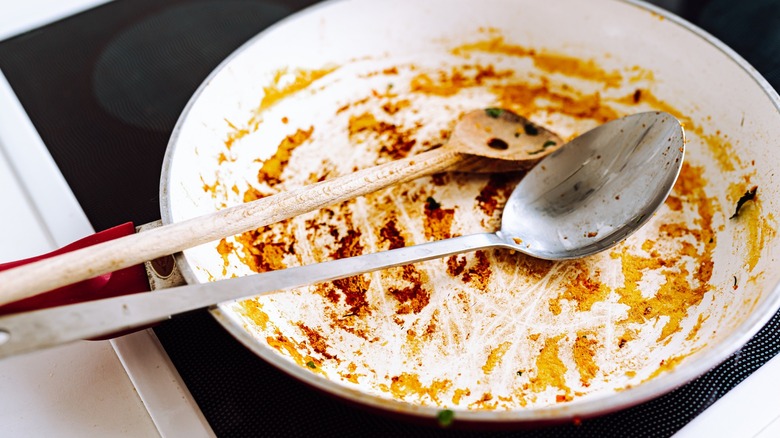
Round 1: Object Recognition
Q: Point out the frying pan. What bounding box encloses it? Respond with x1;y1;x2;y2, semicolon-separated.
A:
160;0;780;426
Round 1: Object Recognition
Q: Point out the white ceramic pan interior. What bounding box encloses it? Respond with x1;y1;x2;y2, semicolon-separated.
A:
161;0;780;424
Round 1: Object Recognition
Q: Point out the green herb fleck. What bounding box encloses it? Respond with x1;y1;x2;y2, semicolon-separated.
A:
730;186;758;219
516;371;523;376
528;140;557;155
485;107;504;118
306;361;317;369
426;196;441;211
524;123;539;136
514;132;520;138
437;409;455;427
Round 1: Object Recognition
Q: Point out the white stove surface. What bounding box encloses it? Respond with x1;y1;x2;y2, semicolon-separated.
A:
0;1;778;437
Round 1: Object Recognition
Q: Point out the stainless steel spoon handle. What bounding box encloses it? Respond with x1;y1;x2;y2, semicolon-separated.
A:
0;232;507;359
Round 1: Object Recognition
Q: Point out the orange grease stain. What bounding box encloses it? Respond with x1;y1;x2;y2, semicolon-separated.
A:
482;342;512;375
453;37;622;87
529;335;570;396
612;163;716;342
573;332;599;387
382;373;452;405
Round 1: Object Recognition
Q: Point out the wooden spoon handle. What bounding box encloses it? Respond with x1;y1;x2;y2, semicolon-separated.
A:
0;147;467;306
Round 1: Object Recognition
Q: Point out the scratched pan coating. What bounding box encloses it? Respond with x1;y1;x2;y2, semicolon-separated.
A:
161;0;780;424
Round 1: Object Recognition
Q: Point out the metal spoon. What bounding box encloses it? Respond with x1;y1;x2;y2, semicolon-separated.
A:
0;109;561;306
0;111;683;359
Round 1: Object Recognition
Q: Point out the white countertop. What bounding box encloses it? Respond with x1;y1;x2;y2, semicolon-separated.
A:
0;56;160;438
0;1;213;436
0;1;778;437
0;0;157;433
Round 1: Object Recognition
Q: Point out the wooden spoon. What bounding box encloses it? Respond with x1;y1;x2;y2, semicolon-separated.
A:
0;108;561;305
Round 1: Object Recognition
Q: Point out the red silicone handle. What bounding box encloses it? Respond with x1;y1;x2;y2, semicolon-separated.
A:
0;222;151;316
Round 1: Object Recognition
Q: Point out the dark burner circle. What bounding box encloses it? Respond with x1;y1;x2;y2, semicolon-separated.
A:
93;1;290;132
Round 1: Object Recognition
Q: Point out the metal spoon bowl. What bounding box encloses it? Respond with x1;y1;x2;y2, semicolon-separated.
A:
503;111;684;259
0;111;684;358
